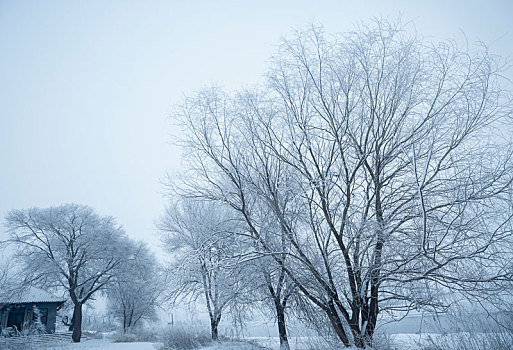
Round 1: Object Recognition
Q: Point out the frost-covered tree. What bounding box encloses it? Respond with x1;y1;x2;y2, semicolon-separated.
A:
107;241;163;333
4;203;130;342
0;257;13;297
159;199;252;340
30;306;48;335
172;20;513;348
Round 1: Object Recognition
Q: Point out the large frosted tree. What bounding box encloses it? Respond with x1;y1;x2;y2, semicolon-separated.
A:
173;20;513;348
5;203;130;342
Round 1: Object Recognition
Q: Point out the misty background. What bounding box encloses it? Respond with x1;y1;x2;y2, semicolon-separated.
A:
1;0;512;254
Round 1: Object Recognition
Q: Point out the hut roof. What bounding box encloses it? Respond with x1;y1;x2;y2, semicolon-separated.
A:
0;287;65;304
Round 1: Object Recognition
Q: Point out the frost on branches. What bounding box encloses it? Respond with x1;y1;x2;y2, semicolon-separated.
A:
170;20;513;348
5;204;132;342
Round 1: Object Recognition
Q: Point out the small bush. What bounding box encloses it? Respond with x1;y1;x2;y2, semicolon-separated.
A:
372;332;399;350
420;331;513;350
293;336;345;350
114;328;161;343
134;328;162;342
114;332;140;343
418;312;513;350
83;330;105;339
160;325;211;350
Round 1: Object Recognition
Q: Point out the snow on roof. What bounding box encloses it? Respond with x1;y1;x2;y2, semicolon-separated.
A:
0;287;65;304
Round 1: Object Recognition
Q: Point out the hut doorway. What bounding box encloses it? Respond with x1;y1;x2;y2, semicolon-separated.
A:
6;307;25;331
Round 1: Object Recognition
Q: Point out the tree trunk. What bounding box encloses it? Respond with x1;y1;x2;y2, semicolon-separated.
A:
123;308;127;333
364;180;384;344
326;304;350;347
127;309;134;331
210;320;218;341
276;304;290;350
210;316;220;341
350;323;365;349
71;303;83;343
365;278;380;342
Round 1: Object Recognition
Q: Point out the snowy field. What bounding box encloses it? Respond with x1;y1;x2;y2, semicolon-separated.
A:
1;332;512;350
0;336;413;350
0;339;161;350
0;338;267;350
50;341;161;350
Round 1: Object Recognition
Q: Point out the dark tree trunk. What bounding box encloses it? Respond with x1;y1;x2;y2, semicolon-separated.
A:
123;320;127;333
210;315;221;341
276;304;290;350
123;308;127;333
349;323;365;349
127;309;134;331
365;279;380;342
363;179;384;344
326;303;350;347
71;303;83;343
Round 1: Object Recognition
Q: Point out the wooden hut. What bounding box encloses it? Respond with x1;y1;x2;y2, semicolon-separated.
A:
0;287;65;335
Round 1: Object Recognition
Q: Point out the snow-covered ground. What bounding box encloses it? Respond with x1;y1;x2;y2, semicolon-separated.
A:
0;336;414;350
0;338;162;350
0;337;344;350
56;340;161;350
3;332;511;350
0;339;268;350
249;336;337;349
200;341;273;350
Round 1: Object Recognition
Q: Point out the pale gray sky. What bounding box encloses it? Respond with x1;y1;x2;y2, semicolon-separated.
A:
1;0;512;253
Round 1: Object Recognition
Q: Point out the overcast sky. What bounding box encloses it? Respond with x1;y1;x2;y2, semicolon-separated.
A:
1;0;512;254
